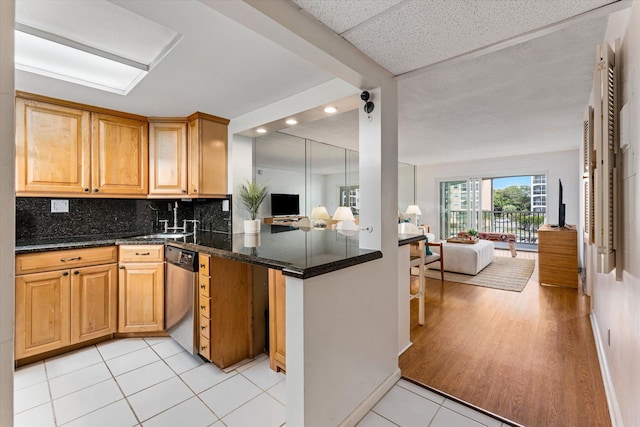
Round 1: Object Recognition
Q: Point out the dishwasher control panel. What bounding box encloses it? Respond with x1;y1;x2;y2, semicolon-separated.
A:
165;245;198;272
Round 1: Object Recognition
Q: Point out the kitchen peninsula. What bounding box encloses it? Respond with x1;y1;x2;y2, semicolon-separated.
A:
15;225;381;368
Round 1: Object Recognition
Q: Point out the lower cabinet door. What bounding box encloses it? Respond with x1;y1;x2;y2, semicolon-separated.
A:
71;263;117;344
118;262;164;333
15;271;71;359
269;269;286;372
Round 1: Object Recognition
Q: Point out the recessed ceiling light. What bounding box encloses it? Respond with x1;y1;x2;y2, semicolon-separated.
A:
285;119;298;125
256;128;267;134
324;106;337;113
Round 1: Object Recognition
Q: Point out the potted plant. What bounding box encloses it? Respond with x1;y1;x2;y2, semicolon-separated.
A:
467;228;479;240
238;180;268;234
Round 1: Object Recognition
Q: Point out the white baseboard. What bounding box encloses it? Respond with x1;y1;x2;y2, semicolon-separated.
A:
339;368;401;427
398;341;413;356
590;313;623;427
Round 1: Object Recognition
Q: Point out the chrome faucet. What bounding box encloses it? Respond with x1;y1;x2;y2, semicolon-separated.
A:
158;202;199;234
161;201;187;233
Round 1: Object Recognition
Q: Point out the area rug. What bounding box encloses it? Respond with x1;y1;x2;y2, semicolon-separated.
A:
424;256;535;292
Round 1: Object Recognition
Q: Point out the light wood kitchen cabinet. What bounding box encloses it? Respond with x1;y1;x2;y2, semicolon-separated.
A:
15;270;71;359
188;113;229;197
118;245;164;333
148;119;188;196
91;113;148;196
268;269;286;372
198;253;251;368
15;97;91;195
15;246;117;360
16;93;148;197
71;264;118;344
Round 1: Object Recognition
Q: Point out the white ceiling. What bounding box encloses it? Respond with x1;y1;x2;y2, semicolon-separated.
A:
14;0;628;167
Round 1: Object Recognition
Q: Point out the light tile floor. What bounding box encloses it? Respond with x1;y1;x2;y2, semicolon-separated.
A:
14;337;516;427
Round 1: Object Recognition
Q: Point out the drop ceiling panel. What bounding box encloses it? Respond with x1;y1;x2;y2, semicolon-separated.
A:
293;0;404;34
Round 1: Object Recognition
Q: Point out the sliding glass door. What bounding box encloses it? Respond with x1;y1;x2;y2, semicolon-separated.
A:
439;178;483;239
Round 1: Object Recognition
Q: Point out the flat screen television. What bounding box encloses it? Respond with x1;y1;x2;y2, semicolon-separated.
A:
271;193;300;217
558;179;565;228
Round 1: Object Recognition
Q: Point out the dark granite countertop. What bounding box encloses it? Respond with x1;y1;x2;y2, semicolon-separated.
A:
16;225;383;279
398;233;426;246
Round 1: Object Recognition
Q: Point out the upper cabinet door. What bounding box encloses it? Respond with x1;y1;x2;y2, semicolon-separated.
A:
188;113;229;197
148;121;188;196
91;113;148;195
15;97;91;195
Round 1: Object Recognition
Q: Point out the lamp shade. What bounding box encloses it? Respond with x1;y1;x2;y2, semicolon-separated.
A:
405;205;422;215
310;206;330;220
332;206;355;221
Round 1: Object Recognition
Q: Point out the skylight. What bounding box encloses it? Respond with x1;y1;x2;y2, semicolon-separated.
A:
14;0;182;95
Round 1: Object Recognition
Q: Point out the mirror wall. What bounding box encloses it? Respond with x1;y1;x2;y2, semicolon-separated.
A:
254;132;414;221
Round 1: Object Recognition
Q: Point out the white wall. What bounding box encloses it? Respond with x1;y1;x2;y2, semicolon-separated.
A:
416;150;580;239
590;4;640;426
0;1;14;425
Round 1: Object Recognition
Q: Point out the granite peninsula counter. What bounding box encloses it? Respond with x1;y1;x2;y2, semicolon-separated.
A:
15;224;382;279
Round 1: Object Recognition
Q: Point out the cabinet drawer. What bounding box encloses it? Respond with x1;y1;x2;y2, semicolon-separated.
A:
199;296;211;318
16;246;117;275
199;253;210;276
199;275;210;297
199;315;210;339
199;335;211;360
118;245;164;262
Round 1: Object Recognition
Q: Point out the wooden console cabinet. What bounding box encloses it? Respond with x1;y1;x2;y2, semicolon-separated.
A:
537;224;578;288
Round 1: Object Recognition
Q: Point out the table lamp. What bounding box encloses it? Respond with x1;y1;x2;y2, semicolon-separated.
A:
405;205;422;225
310;206;330;229
332;206;357;235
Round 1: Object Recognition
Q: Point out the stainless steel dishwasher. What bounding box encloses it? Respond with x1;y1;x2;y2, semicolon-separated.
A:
165;245;198;354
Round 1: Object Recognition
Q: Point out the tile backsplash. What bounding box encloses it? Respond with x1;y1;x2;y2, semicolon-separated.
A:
16;197;232;241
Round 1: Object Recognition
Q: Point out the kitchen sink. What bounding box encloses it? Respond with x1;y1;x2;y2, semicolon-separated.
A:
137;232;193;239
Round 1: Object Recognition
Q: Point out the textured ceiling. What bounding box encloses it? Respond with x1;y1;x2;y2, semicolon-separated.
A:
293;0;616;75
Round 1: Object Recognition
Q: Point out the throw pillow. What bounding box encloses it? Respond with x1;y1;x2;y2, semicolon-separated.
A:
425;236;433;255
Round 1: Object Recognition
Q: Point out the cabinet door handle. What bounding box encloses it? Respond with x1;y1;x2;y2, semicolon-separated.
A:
119;266;125;270
182;189;187;193
73;271;79;275
62;271;69;276
93;188;99;192
135;252;150;256
83;188;90;192
193;189;198;193
60;256;81;262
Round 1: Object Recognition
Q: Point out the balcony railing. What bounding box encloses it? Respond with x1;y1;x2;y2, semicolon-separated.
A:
443;210;546;244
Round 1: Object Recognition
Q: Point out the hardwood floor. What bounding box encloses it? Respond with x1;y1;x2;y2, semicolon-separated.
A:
399;250;611;427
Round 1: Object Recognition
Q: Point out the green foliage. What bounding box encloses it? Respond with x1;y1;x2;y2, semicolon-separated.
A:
493;185;531;211
467;228;478;237
502;204;518;212
238;180;268;220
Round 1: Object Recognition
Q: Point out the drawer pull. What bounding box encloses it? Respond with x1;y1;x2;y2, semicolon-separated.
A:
200;284;205;289
135;252;150;256
73;271;79;275
201;345;207;351
200;263;205;268
200;305;206;310
201;325;206;330
60;256;81;262
62;271;69;276
119;266;125;270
